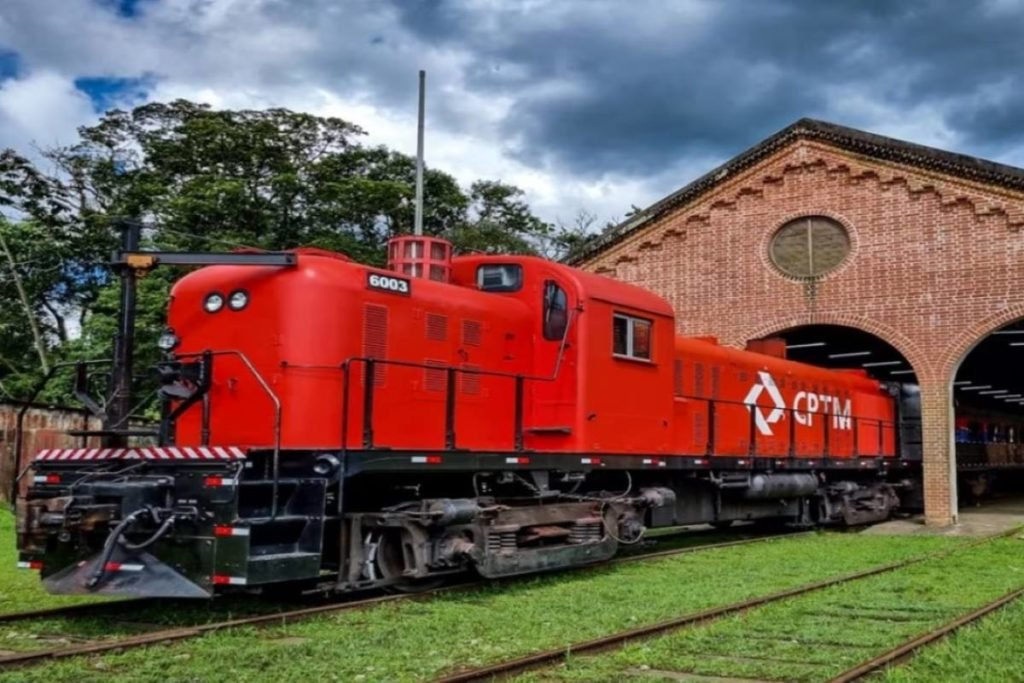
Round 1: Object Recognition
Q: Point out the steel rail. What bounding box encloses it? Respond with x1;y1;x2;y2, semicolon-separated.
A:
431;529;1020;683
0;598;154;625
0;529;800;670
0;526;786;626
827;586;1024;682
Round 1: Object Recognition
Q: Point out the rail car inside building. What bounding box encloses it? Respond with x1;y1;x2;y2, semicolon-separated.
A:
15;231;925;598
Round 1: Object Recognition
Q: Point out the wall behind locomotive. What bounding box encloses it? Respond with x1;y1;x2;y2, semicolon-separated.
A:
0;402;98;502
0;403;157;502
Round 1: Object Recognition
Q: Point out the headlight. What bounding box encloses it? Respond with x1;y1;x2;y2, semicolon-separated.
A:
157;329;180;351
228;289;249;311
203;292;224;313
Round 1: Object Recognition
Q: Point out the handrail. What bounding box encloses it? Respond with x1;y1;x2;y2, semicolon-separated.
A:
342;356;531;452
676;392;897;460
286;350;899;460
289;307;580;454
176;350;283;519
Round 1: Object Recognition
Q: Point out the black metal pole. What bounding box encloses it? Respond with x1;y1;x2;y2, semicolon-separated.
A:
104;220;140;447
513;376;524;452
362;359;375;449
445;367;457;450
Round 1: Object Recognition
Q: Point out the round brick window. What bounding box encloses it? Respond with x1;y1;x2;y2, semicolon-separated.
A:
770;216;850;278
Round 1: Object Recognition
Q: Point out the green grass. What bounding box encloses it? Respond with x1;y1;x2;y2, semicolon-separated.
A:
879;593;1024;682
0;532;961;682
0;509;104;614
529;537;1024;683
0;523;761;654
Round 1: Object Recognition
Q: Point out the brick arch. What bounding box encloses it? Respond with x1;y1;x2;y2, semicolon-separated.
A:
941;303;1024;380
736;313;934;381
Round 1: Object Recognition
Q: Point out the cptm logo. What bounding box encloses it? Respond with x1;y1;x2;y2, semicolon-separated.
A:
743;371;853;436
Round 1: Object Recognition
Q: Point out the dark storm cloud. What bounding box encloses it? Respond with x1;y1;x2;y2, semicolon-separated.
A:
385;0;1024;175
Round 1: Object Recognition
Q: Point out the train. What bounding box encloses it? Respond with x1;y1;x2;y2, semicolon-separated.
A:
14;233;924;598
955;406;1024;501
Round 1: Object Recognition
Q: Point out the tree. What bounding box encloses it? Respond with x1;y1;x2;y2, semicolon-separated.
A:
0;100;565;404
542;209;602;263
448;181;553;255
0;217;108;398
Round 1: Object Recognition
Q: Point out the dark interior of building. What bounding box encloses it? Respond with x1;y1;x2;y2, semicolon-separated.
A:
954;321;1024;418
759;323;1024;508
952;321;1024;505
761;325;916;384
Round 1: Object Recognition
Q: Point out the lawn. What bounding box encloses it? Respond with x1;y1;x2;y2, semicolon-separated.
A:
526;536;1024;682
0;530;961;682
879;592;1024;682
0;508;105;615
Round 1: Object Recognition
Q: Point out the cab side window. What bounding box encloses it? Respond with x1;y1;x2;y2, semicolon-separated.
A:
543;281;568;341
613;313;652;360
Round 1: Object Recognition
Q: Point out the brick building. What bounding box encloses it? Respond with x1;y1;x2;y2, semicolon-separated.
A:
0;401;99;501
574;118;1024;526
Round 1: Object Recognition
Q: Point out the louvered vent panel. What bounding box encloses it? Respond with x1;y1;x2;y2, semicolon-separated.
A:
424;360;446;392
462;320;482;347
694;363;705;398
461;364;481;395
363;304;389;387
711;367;721;399
426;313;448;342
673;360;684;396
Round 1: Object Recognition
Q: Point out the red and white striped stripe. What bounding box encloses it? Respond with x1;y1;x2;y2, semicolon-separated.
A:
33;446;247;462
641;458;668;467
214;526;250;537
17;560;42;570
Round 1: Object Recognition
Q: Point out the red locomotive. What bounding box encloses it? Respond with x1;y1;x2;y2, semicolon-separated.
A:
15;232;921;597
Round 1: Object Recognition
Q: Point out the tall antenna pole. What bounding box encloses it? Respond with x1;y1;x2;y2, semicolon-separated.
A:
414;69;426;236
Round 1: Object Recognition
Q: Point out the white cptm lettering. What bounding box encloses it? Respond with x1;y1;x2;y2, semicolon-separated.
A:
744;370;853;437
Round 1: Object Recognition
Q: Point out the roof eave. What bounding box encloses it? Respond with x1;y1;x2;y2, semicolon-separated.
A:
572;118;1024;265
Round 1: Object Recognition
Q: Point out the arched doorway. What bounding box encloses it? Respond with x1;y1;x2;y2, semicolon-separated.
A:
748;324;924;511
951;320;1024;510
763;325;919;384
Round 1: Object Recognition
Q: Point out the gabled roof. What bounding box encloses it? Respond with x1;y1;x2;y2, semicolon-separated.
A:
573;118;1024;264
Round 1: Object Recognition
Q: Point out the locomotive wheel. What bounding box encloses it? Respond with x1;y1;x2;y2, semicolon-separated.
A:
373;530;445;594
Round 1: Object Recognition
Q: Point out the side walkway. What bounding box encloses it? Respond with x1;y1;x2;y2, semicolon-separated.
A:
865;497;1024;537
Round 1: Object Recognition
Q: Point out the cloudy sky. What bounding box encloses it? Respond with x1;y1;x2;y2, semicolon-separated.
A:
1;0;1023;225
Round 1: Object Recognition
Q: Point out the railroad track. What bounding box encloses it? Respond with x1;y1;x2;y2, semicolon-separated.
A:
0;522;767;626
0;598;159;625
0;526;802;671
828;586;1024;682
432;528;1022;683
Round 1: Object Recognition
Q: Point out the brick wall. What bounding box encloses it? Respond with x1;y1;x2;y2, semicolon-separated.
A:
0;402;100;502
582;139;1024;525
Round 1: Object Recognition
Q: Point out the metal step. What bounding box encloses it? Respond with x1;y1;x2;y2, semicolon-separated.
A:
239;515;314;525
247;551;321;583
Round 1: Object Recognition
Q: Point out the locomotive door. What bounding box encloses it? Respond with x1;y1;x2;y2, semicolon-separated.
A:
527;279;577;443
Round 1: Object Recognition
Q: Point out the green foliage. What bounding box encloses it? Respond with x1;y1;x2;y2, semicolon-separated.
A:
0;100;595;406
